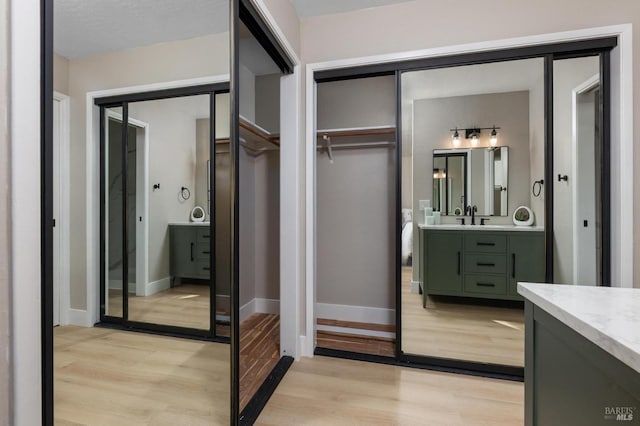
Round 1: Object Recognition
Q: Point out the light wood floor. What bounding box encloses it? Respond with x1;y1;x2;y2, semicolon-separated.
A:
108;284;229;336
402;267;524;366
54;326;230;425
256;356;524;425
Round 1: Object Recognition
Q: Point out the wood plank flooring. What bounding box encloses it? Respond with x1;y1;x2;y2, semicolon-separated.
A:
316;318;395;357
54;326;230;425
240;313;280;411
256;356;524;425
401;267;525;366
108;284;230;337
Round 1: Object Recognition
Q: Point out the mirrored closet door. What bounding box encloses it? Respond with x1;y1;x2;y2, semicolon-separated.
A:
99;88;230;338
400;58;546;368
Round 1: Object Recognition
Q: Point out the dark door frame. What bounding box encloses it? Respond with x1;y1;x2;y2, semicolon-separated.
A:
94;85;229;341
313;37;616;380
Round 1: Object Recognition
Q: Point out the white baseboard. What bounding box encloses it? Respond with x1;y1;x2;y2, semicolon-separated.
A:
316;302;395;325
317;324;395;340
108;279;135;293
145;276;171;296
67;308;91;327
240;298;280;323
299;335;313;358
411;280;421;294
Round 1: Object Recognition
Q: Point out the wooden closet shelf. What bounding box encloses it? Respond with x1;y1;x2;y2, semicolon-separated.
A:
316;126;396;138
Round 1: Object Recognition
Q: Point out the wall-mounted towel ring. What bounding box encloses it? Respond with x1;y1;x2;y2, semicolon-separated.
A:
532;179;544;197
179;186;191;201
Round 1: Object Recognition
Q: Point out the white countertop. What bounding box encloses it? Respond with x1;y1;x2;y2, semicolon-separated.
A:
518;283;640;373
168;222;210;226
418;223;544;232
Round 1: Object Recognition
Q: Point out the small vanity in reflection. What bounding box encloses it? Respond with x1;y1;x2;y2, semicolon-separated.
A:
169;223;211;282
419;225;545;304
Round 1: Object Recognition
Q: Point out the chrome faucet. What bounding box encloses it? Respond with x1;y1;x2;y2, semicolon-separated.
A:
466;205;478;225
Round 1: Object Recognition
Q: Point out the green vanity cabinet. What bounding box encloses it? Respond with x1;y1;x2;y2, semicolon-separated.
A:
423;231;463;300
508;233;545;297
169;224;211;280
421;227;545;302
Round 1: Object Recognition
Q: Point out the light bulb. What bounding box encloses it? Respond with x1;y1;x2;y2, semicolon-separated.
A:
451;128;461;147
490;127;498;146
471;134;479;147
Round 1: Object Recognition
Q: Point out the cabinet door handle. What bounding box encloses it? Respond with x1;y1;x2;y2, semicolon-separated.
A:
477;282;495;287
203;266;210;271
477;262;495;267
457;252;461;275
202;251;210;255
477;242;495;247
190;242;194;262
202;235;210;239
512;253;516;278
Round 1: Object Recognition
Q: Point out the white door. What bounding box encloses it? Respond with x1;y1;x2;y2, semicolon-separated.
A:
53;99;61;326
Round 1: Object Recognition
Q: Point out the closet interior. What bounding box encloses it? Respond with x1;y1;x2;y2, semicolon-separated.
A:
315;75;398;357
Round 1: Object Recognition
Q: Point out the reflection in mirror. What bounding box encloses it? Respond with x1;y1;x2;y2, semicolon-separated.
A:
126;94;212;330
238;20;282;411
401;58;545;367
433;147;509;216
53;0;230;424
553;56;602;286
104;105;125;319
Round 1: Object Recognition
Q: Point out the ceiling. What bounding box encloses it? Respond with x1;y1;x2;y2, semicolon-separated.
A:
54;0;416;59
290;0;415;18
54;0;229;59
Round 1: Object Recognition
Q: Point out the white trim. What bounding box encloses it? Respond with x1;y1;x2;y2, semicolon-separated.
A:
239;298;280;323
249;0;301;66
144;276;171;296
67;308;91;328
305;24;634;357
53;91;71;326
572;74;600;286
316;324;396;340
410;280;421;294
316;303;395;326
86;75;229;325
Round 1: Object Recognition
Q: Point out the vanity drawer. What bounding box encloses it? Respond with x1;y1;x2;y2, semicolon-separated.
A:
464;233;506;253
464;274;507;296
197;228;211;243
195;260;211;278
464;253;506;274
197;242;210;260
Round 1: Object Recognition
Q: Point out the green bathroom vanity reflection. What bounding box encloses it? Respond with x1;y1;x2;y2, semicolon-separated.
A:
169;223;211;281
419;225;545;304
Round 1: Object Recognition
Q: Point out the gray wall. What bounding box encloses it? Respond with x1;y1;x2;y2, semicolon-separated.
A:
0;0;12;418
412;92;533;280
553;56;600;285
316;76;396;310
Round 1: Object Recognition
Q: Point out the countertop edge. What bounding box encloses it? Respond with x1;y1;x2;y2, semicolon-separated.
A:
518;283;640;374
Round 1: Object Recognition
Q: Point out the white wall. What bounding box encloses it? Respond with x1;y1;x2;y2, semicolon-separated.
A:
0;0;12;421
9;0;42;423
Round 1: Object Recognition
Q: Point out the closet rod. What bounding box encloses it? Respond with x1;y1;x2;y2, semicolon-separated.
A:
317;141;396;151
316;125;396;139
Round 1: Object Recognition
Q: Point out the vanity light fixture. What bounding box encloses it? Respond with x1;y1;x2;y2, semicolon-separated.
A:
452;128;461;147
490;126;498;146
449;126;501;147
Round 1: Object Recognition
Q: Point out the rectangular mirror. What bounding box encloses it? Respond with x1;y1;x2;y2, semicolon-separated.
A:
433;147;509;216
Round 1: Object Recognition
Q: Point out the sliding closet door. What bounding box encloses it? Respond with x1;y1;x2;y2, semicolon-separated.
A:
237;18;283;413
315;75;397;357
552;55;607;286
399;58;545;369
103;105;125;320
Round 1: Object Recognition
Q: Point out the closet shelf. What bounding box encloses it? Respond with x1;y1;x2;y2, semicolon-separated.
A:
316;126;397;160
316;125;396;139
214;116;280;156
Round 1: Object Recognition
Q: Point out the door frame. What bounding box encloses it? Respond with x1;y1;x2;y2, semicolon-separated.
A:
53;91;70;326
304;24;633;364
572;74;601;285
